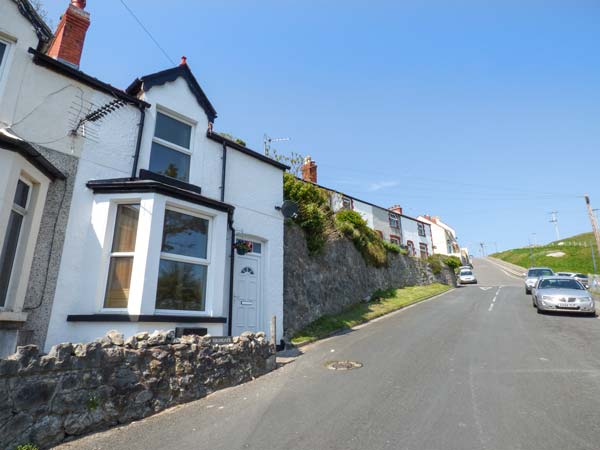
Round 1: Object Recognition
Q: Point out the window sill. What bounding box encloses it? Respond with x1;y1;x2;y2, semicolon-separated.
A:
66;314;227;323
0;310;28;323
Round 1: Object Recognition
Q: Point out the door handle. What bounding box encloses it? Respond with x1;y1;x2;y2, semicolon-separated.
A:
240;301;252;305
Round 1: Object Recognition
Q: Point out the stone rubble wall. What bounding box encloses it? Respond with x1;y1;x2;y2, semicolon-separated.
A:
284;224;456;339
0;330;275;450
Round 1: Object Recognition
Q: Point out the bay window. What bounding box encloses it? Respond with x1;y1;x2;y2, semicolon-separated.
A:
103;204;140;308
156;209;209;311
149;111;193;182
0;179;31;307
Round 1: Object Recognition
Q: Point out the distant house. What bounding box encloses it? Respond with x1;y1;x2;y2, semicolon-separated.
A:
0;0;287;355
298;157;433;258
417;215;461;258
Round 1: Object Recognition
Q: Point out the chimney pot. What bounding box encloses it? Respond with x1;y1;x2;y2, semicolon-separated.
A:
301;156;318;183
390;205;403;215
71;0;86;9
180;56;187;66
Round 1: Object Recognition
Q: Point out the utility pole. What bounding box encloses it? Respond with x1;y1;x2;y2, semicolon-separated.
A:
585;195;600;269
592;245;597;274
480;242;486;257
549;211;560;241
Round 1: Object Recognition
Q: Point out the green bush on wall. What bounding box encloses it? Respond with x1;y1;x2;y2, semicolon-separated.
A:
334;210;390;267
284;173;409;264
283;173;333;254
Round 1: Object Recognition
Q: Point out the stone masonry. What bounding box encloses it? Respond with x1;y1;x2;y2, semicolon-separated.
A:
0;330;275;450
284;224;456;339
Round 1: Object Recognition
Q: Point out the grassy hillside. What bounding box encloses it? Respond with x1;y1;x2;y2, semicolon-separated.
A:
492;232;598;274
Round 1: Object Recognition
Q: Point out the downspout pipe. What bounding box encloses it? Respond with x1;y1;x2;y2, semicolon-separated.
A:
228;220;235;336
131;106;146;178
221;140;235;336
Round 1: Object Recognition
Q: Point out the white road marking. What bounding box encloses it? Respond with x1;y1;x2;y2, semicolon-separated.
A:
488;304;494;312
480;287;493;291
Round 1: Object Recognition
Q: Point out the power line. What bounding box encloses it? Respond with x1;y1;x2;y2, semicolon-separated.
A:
119;0;176;66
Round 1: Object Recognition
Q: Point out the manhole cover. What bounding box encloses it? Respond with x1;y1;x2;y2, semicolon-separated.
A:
326;360;363;371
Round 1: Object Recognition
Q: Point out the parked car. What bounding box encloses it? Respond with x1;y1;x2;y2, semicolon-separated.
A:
524;267;554;294
532;276;595;315
458;269;477;285
556;272;590;289
459;265;473;272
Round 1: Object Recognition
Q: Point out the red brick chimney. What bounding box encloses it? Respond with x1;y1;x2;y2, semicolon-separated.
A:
47;0;91;69
301;156;317;183
390;205;403;215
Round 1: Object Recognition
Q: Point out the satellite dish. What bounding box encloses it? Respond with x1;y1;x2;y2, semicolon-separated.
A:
279;200;299;219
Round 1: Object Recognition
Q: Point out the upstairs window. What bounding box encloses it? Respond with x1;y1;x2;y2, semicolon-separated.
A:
149;111;193;182
417;222;426;237
0;41;6;68
341;196;353;210
0;179;31;307
389;212;399;229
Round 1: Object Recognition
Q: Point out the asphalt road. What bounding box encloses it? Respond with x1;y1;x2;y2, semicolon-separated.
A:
57;258;600;450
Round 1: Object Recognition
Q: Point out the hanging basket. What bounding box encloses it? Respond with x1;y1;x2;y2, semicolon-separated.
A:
235;240;252;255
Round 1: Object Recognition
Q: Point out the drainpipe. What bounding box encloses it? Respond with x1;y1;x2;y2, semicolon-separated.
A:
221;140;235;335
227;219;235;336
130;106;146;178
220;141;227;202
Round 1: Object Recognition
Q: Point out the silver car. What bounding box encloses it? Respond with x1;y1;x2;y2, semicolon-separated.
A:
458;269;477;285
557;272;590;289
524;267;554;294
532;276;595;315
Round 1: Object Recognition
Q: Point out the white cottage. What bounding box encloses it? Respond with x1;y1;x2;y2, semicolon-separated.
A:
0;0;287;353
45;61;287;349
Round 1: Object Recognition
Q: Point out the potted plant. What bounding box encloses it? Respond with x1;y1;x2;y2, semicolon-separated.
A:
235;240;252;255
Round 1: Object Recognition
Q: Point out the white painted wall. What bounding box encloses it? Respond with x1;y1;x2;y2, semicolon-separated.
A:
400;216;432;258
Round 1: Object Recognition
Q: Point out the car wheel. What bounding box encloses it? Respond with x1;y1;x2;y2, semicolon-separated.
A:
525;288;531;295
537;307;545;315
532;299;537;308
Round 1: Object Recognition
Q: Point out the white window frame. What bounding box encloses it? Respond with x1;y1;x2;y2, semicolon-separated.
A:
97;194;223;317
0;177;32;310
417;222;426;237
150;107;196;180
154;204;212;314
0;34;16;104
101;201;141;312
389;212;399;229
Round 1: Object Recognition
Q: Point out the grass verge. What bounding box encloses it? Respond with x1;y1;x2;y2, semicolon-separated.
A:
291;283;452;345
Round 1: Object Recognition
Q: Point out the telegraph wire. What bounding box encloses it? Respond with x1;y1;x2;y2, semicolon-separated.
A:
118;0;176;66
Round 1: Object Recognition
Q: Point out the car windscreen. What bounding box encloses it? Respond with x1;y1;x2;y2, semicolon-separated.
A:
528;269;553;277
460;271;473;276
538;279;584;290
575;274;588;279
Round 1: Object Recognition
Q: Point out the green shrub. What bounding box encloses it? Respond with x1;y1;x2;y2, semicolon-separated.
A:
382;241;405;254
428;257;443;274
334;210;389;267
16;445;39;450
283;173;333;254
443;255;462;270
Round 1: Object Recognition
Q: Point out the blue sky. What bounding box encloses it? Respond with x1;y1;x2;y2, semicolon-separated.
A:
42;0;600;253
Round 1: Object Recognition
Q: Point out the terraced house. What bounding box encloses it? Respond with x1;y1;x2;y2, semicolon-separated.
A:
0;0;286;356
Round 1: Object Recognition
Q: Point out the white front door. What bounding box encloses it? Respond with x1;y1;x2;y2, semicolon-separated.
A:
233;254;261;336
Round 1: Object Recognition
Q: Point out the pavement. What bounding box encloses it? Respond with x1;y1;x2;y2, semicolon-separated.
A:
55;258;600;450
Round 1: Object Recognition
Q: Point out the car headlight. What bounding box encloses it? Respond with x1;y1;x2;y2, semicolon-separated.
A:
541;295;554;301
579;296;593;302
